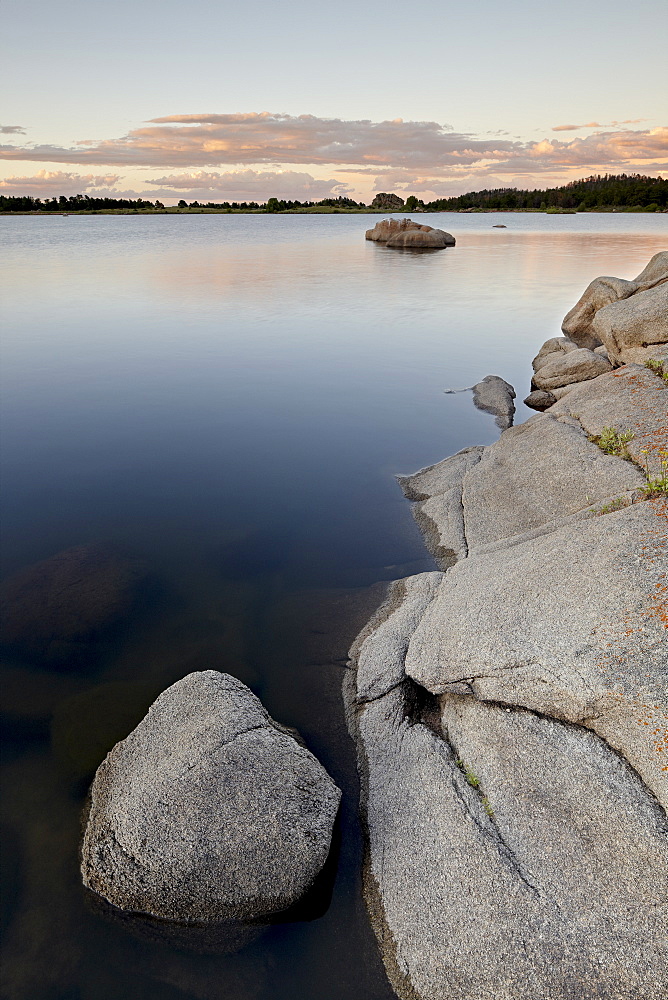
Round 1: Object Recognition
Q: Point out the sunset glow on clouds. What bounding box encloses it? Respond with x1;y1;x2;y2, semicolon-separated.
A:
0;169;121;195
1;113;666;203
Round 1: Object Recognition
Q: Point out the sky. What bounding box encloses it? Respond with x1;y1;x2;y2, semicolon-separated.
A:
2;0;667;204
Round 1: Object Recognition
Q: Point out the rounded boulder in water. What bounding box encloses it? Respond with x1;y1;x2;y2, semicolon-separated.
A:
81;670;341;922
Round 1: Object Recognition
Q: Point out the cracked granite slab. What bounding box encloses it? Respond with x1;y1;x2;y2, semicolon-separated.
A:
346;354;668;1000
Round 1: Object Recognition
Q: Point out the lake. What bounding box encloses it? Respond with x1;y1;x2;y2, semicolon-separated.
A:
1;211;666;1000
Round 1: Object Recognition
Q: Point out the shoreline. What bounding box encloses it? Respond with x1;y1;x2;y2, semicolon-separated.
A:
2;207;666;217
344;254;668;1000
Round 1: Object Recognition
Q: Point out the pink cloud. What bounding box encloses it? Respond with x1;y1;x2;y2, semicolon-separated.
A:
145;168;352;201
0;112;522;169
0;169;122;196
1;116;665;202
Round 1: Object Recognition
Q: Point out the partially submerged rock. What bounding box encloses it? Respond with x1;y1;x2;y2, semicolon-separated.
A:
365;218;455;248
397;447;485;566
0;544;145;664
471;374;515;429
82;671;341;922
386;227;455;249
365;218;423;242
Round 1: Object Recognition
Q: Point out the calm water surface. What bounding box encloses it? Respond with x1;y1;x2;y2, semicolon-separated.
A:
1;212;666;999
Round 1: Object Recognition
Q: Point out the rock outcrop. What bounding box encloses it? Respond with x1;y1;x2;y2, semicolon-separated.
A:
561;250;668;354
82;671;341;922
347;355;668;999
365;218;455;248
531;346;612;390
593;282;668;365
525;252;668;410
371;193;405;211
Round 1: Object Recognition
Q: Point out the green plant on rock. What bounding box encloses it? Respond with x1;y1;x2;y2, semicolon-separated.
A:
645;358;668;385
456;758;481;789
595;496;629;515
589;426;634;459
456;759;495;816
639;449;668;498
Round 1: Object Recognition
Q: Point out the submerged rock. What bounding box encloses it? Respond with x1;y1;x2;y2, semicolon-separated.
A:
0;544;145;664
81;671;341;922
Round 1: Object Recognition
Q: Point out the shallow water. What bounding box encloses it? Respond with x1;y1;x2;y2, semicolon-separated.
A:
1;211;666;999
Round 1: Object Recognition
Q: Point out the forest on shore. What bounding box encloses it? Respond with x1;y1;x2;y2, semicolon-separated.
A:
1;173;666;214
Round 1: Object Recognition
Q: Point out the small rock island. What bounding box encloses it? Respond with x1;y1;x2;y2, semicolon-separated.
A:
366;218;456;248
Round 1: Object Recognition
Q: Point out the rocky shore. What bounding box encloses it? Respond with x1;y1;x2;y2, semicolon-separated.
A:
345;254;668;1000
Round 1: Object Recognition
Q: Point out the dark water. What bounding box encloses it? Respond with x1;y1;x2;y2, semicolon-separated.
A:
1;212;666;1000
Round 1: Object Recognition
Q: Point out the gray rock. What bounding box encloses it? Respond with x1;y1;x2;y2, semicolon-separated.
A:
398;448;484;564
531;347;612;391
347;585;668;1000
632;249;668;289
594;343;610;360
471;374;515;429
385;227;455;248
523;389;556;410
561;252;668;350
562;275;637;348
352;574;442;703
365;218;423;242
347;340;668;999
460;413;645;550
0;544;145;663
398;447;484;503
404;501;668;804
531;336;578;372
592;282;668;365
81;671;341;922
549;364;668;477
550;382;580;399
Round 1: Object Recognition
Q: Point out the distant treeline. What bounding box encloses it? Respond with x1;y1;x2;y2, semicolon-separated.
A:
1;175;665;213
0;193;366;213
423;174;667;212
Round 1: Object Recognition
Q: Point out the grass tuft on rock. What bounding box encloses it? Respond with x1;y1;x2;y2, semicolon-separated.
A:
589;426;634;460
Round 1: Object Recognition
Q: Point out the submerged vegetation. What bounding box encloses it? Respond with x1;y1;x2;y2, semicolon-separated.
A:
1;174;665;214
